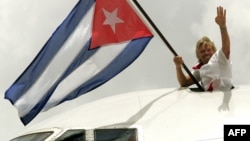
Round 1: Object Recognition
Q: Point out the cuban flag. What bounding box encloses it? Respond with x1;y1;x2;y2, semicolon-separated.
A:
5;0;153;125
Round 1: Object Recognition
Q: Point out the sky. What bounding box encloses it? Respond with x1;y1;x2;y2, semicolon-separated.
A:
1;0;250;140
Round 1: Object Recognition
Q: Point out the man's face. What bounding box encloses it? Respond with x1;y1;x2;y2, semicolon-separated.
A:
198;43;215;64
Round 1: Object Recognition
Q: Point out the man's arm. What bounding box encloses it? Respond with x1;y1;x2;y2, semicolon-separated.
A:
173;56;194;87
215;6;230;59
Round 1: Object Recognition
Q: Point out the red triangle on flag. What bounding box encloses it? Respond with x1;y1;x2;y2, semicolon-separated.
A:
90;0;153;49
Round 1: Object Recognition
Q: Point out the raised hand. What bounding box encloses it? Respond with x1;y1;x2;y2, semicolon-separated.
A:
215;6;226;28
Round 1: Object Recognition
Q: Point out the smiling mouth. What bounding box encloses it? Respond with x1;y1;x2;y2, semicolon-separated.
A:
202;56;211;63
205;54;212;59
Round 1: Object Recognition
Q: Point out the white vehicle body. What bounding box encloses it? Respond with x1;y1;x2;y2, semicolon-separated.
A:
10;85;250;141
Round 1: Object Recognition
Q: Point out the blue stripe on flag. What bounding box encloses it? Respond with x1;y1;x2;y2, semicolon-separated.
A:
59;37;152;102
5;0;95;104
21;37;152;124
20;40;95;124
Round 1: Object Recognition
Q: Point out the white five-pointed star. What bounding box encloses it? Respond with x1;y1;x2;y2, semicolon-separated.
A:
102;8;124;33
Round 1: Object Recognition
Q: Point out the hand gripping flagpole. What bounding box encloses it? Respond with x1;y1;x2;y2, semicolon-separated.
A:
132;0;204;91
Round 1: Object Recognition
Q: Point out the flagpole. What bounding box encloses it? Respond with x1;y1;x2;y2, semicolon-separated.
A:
132;0;204;91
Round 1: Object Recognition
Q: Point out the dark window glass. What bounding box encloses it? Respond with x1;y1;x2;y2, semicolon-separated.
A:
94;128;137;141
10;131;53;141
55;129;86;141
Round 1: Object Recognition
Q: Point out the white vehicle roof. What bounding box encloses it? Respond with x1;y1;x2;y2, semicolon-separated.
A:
11;85;250;141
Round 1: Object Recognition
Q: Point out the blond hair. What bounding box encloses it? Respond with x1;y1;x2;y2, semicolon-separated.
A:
195;36;217;63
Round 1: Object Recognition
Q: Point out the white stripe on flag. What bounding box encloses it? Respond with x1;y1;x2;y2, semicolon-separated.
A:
43;41;130;111
15;4;95;117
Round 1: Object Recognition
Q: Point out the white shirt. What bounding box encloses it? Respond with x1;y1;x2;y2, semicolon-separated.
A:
193;49;233;91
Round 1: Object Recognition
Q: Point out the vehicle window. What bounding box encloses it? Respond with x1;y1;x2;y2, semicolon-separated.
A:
55;129;86;141
94;128;137;141
10;131;53;141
